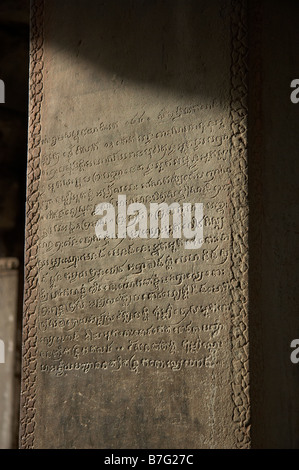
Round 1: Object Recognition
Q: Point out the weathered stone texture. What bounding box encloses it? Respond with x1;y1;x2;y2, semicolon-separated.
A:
20;0;249;449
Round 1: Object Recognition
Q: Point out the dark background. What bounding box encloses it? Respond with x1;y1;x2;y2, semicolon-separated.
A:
0;0;29;449
0;0;298;448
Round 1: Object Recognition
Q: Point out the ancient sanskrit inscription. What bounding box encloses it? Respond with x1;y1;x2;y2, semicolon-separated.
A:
21;0;249;449
39;103;230;374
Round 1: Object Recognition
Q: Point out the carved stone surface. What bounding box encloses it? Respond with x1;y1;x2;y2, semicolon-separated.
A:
20;0;249;449
0;258;19;449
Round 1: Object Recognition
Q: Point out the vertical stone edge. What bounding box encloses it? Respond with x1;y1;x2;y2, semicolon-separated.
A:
230;0;250;448
19;0;44;450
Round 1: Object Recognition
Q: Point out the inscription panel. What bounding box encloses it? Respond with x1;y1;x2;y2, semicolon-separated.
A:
21;0;249;449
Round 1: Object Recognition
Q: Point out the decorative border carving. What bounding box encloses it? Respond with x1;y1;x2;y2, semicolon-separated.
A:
229;0;250;449
19;0;44;450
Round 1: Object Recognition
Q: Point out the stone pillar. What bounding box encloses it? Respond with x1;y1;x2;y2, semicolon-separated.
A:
20;0;249;449
0;258;19;449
